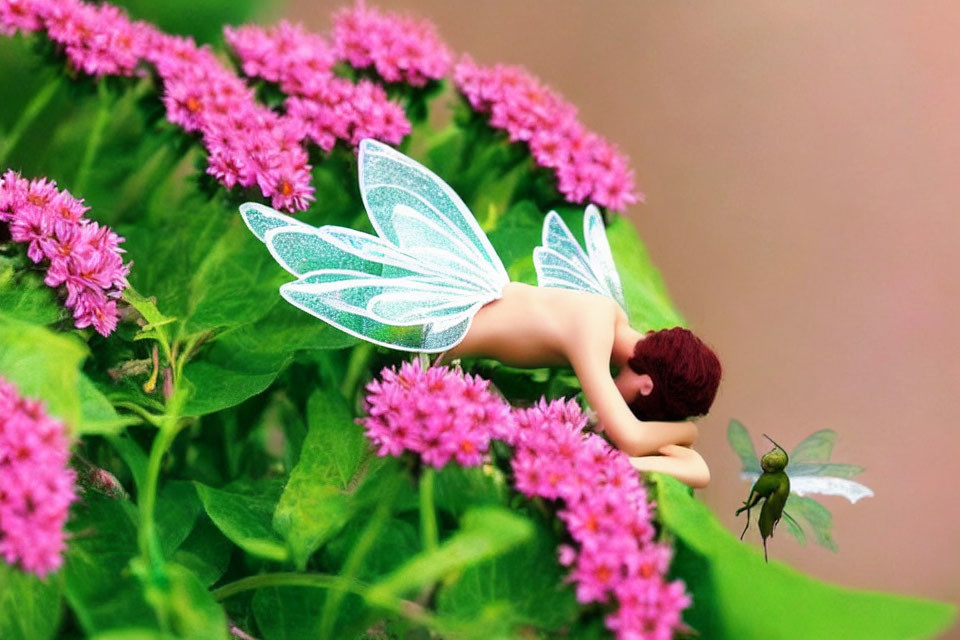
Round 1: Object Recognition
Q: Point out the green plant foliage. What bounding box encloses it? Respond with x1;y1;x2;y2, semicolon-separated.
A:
194;480;290;563
654;474;956;640
0;564;63;640
273;388;370;569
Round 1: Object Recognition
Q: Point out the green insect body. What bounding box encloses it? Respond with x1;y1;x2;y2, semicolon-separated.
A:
736;435;791;562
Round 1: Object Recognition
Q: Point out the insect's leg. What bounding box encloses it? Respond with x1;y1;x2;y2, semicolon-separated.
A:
735;490;763;516
763;537;768;562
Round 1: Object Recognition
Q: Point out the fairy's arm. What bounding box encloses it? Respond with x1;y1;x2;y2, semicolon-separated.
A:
630;445;711;489
568;327;699;456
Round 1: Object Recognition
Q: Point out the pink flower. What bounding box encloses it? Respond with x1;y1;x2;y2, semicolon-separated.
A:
453;56;642;213
225;21;412;152
0;170;129;336
332;4;451;87
361;361;509;468
0;0;41;35
360;365;690;640
0;377;77;576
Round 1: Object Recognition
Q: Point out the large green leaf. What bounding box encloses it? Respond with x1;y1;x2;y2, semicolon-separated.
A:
170;517;233;588
654;474;956;640
606;215;685;330
0;313;86;427
486;199;542;285
158;563;228;640
63;494;159;634
367;506;534;603
436;518;578;634
273;388;369;569
0;564;62;640
0;254;62;325
155;481;204;557
194;480;290;563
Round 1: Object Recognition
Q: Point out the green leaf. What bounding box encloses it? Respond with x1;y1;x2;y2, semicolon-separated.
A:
727;419;762;475
122;287;176;345
273;388;369;569
77;374;136;435
487;200;542;285
367;506;534;603
784;494;837;552
0;313;86;428
433;465;508;519
194;480;290;563
0;563;63;640
155;481;203;557
0;255;62;325
158;563;228;640
63;494;159;634
654;474;956;640
170;517;234;588
436;517;578;633
790;429;836;464
606;215;685;330
182;355;288;417
91;630;178;640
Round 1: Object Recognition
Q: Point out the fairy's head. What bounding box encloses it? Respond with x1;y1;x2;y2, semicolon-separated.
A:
615;327;721;422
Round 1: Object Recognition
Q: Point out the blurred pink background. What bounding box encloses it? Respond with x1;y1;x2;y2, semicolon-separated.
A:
288;0;960;633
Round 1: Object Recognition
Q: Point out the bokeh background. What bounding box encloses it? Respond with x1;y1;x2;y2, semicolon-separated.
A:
282;0;960;632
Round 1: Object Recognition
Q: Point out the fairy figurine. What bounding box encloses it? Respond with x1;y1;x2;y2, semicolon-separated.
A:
241;139;721;488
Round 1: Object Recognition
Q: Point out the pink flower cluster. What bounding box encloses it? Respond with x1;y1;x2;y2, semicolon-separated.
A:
454;57;642;213
224;22;410;151
0;377;76;576
361;361;690;640
1;0;150;76
1;0;314;211
0;170;128;335
362;361;508;468
331;4;452;87
146;32;315;211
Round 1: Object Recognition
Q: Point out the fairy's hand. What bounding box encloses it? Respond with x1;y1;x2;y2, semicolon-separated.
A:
629;445;711;489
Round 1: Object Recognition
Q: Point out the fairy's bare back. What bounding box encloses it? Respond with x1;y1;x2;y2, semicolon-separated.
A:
449;283;711;488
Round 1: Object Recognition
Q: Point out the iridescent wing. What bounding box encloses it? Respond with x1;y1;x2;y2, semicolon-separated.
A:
240;140;507;353
534;205;626;308
358;138;508;296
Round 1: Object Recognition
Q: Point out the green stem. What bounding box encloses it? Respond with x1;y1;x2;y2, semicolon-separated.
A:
74;80;112;195
0;75;60;167
340;342;374;400
319;485;398;640
114;400;164;428
419;467;439;553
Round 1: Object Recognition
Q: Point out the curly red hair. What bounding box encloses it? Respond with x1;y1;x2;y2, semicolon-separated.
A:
626;327;721;421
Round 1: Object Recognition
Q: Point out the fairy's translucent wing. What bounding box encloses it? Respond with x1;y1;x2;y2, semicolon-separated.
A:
240;202;312;242
358;138;508;296
280;271;483;352
582;205;626;308
786;429;874;504
535;206;626;308
242;199;500;352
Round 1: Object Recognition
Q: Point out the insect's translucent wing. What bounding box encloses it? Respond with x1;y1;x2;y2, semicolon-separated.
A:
280;270;491;352
788;462;865;479
358;139;508;294
786;475;874;504
727;419;763;475
784;494;837;552
240;202;311;242
790;429;836;464
780;509;807;546
583;205;626;308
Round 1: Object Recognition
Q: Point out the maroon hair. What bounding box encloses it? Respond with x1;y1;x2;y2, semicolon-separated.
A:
626;327;721;421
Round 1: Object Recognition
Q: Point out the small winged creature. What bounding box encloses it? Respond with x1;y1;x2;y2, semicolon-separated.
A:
241;139;722;488
729;420;874;559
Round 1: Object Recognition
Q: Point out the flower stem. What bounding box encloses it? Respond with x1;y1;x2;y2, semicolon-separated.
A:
74;80;112;195
340;342;374;400
419;467;439;553
319;484;398;640
0;74;61;167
